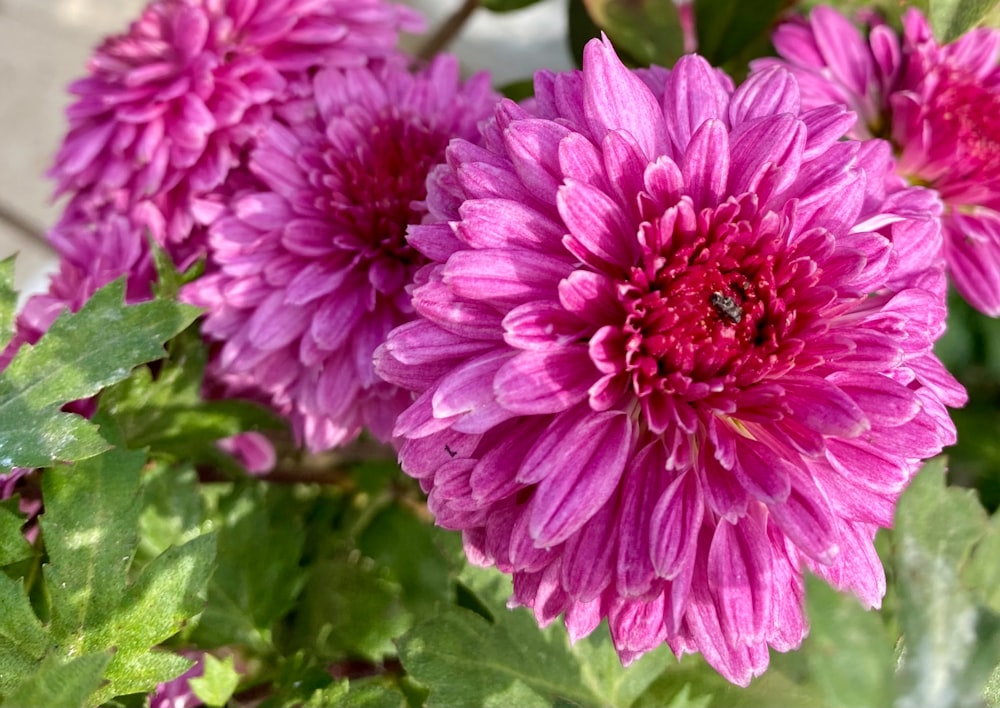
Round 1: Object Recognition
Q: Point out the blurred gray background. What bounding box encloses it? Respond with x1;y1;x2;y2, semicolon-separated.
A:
0;0;572;302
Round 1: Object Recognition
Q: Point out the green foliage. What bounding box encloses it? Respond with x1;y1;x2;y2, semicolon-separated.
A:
2;652;111;708
0;499;31;566
801;577;894;708
927;0;1000;41
579;0;686;67
693;0;787;74
188;483;308;654
100;327;283;469
398;563;670;708
0;445;215;707
189;654;241;707
0;279;199;471
892;460;1000;708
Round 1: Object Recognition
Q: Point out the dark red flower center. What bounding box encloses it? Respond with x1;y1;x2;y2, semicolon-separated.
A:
327;109;449;265
619;196;805;398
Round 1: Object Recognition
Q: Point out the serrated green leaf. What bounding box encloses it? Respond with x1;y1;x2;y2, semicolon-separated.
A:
929;0;1000;41
26;445;216;703
101;329;282;467
0;498;31;566
0;572;47;691
41;446;146;652
582;0;686;66
98;652;195;704
399;606;565;708
401;563;671;708
0;279;199;470
189;655;240;707
190;484;307;653
801;576;894;708
292;554;408;662
1;652;110;708
0;256;15;352
94;534;216;701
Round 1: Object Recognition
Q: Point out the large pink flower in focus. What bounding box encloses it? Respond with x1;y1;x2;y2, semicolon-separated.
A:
755;6;1000;315
50;0;423;253
183;55;499;452
375;38;965;685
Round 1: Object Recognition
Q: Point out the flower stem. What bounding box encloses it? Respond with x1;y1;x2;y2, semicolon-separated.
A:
416;0;480;62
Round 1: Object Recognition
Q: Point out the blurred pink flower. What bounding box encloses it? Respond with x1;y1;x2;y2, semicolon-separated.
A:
50;0;422;254
756;6;1000;315
375;37;964;685
184;54;499;452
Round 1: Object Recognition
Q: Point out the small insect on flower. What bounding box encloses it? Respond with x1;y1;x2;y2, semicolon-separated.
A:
444;445;458;458
709;292;743;324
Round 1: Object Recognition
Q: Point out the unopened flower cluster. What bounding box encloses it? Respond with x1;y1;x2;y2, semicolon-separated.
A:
8;0;992;688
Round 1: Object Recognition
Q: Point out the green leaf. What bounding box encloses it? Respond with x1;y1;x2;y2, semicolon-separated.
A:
0;573;47;691
137;463;207;564
190;484;307;653
41;446;146;651
0;279;199;470
693;0;787;68
582;0;686;66
189;655;241;707
100;329;282;467
336;681;408;708
19;445;216;703
893;457;989;570
1;652;110;708
0;256;15;352
400;563;671;708
480;0;545;11
95;534;216;701
929;0;1000;42
893;459;1000;708
303;680;350;708
0;498;31;566
358;505;454;615
292;553;408;662
800;576;894;708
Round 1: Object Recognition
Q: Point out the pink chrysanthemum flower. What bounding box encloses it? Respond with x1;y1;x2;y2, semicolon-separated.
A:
51;0;423;252
374;37;965;685
754;6;1000;315
183;54;499;452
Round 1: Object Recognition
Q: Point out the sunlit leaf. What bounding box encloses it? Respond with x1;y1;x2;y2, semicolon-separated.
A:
0;279;199;471
189;655;240;707
928;0;1000;41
